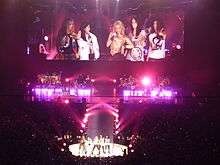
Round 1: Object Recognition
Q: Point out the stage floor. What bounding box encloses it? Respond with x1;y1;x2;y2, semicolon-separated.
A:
69;143;128;157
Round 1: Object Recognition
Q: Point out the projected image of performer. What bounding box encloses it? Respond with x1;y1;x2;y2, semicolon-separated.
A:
57;19;80;60
125;17;146;61
78;22;100;61
147;20;167;60
106;20;134;61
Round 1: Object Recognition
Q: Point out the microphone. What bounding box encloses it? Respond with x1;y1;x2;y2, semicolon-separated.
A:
110;32;116;41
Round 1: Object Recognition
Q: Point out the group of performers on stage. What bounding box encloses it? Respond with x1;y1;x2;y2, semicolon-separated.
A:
56;17;166;61
78;135;111;157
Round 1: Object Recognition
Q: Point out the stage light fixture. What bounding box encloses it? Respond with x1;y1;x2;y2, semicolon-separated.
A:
44;35;49;41
142;77;151;86
26;46;30;55
176;44;181;50
64;99;70;104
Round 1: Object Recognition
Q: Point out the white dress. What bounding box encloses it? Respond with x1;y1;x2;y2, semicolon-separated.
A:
148;32;166;59
126;30;146;62
78;32;100;61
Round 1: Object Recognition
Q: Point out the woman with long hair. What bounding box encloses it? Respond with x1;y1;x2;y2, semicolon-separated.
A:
126;17;146;61
106;20;133;61
78;22;100;61
147;20;167;60
57;19;80;60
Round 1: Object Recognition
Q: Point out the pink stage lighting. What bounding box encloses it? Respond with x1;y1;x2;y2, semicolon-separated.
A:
160;90;172;97
78;89;91;96
123;90;145;97
47;89;54;96
81;123;86;128
65;78;70;82
116;124;120;129
83;118;88;124
151;89;159;97
123;90;131;97
176;44;181;50
142;77;151;86
64;99;70;104
44;35;49;41
35;88;41;95
70;89;77;96
54;88;63;95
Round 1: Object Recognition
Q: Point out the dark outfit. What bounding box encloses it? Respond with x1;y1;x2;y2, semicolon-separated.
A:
109;53;125;61
58;34;78;60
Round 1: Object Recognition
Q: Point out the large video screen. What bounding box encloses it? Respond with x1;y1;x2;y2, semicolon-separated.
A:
27;1;184;62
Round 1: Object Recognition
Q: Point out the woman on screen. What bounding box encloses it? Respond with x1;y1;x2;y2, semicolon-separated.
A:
78;22;100;61
125;17;146;61
57;19;80;60
106;20;134;61
147;20;167;60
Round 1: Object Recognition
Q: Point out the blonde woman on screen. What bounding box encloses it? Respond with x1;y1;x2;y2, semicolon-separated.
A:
106;20;134;61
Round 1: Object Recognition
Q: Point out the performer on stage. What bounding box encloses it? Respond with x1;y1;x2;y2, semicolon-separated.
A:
57;19;80;60
106;20;134;61
100;135;105;154
78;22;100;61
105;136;111;154
147;20;167;60
79;135;87;156
125;17;146;61
91;136;101;156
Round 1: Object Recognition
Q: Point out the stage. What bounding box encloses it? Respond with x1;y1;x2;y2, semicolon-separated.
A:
69;143;128;157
